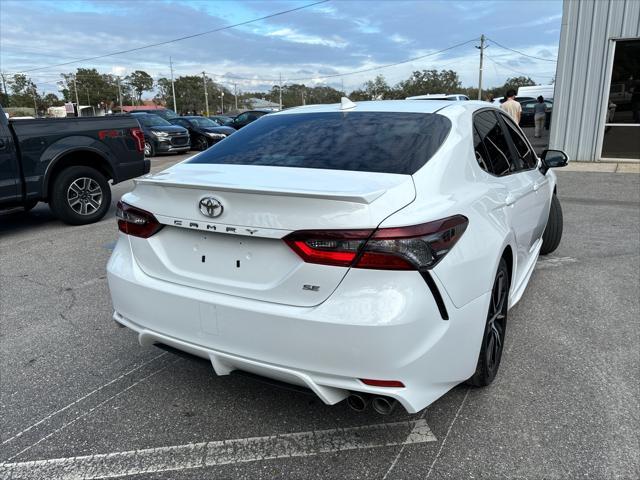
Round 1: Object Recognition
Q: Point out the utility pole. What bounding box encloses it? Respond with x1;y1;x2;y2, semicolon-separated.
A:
117;76;123;113
476;34;485;101
169;57;177;113
31;83;38;115
233;83;238;111
0;72;8;100
73;75;80;109
220;92;224;114
278;73;282;111
202;71;209;116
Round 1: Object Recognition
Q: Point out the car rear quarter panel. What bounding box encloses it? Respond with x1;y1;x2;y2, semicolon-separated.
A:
379;106;516;308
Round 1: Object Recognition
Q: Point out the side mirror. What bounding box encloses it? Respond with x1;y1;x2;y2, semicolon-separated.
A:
540;149;569;175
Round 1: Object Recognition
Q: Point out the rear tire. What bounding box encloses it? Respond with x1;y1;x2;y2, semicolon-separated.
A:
467;258;509;387
49;166;111;225
540;194;563;255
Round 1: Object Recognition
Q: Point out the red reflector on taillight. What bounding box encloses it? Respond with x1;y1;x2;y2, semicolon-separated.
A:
360;379;405;388
116;201;163;238
130;127;145;152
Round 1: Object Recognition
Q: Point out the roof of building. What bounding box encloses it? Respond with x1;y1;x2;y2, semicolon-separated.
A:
121;105;164;112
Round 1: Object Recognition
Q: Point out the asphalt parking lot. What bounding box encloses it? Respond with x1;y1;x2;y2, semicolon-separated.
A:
1;154;638;479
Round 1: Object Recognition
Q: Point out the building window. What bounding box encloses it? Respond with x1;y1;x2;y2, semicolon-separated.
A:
601;40;640;159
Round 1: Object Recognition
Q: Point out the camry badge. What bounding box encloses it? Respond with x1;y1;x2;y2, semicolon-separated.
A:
199;197;223;218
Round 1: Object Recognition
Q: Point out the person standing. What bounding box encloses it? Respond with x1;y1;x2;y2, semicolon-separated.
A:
500;89;522;124
533;96;547;138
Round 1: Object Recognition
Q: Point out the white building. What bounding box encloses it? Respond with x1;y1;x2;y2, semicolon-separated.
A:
550;0;640;161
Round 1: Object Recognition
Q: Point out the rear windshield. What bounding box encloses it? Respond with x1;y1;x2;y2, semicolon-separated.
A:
187;112;451;175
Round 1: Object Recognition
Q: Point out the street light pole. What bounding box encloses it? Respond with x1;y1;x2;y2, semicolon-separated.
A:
169;57;177;113
278;73;282;111
233;83;238;111
220;92;224;114
202;71;209;116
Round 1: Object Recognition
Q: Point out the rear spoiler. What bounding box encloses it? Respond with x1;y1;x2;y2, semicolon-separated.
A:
134;177;386;204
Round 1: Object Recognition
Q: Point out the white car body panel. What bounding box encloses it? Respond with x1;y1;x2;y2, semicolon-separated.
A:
107;99;559;413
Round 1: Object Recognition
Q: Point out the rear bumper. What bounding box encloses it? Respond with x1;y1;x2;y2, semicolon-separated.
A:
107;235;490;413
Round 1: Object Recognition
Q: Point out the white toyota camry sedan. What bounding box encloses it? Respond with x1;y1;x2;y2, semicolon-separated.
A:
107;99;567;414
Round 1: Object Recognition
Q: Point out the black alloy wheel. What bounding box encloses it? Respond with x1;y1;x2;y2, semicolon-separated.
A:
467;258;509;387
194;136;209;151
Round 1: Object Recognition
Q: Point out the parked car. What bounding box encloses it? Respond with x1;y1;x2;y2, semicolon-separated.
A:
169;116;235;151
225;110;270;129
0;103;148;225
209;115;234;126
519;98;553;128
128;108;179;121
130;113;190;157
108;99;568;415
517;84;554;100
406;94;470;101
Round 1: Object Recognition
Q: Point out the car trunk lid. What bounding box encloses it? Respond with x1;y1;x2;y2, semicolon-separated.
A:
125;163;415;306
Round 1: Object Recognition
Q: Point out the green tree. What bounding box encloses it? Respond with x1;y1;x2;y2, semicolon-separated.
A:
41;93;63;108
60;68;120;107
395;69;462;97
125;70;154;103
7;74;38;108
154;76;232;114
499;76;536;95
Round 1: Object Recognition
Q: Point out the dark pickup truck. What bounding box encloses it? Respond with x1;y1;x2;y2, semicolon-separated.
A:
0;105;149;225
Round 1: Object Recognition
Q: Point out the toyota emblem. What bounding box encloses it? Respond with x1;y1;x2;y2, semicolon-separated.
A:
199;197;223;218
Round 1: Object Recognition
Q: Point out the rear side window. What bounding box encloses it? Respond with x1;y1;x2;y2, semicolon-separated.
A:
500;115;537;169
188;112;452;175
473;110;517;176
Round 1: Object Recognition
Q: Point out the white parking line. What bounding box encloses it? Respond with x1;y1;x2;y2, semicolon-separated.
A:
1;352;167;447
0;420;436;479
535;256;578;269
5;358;180;462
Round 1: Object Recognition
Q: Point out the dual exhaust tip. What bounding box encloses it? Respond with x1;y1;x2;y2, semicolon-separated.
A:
346;393;397;415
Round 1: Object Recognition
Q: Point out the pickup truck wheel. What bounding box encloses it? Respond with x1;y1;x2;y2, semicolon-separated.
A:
50;166;111;225
144;141;155;157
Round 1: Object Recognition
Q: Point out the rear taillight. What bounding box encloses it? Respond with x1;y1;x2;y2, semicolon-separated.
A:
284;215;468;271
116;201;163;238
130;127;145;152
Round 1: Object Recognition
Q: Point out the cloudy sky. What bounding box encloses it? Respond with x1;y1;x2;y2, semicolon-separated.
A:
0;0;562;96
